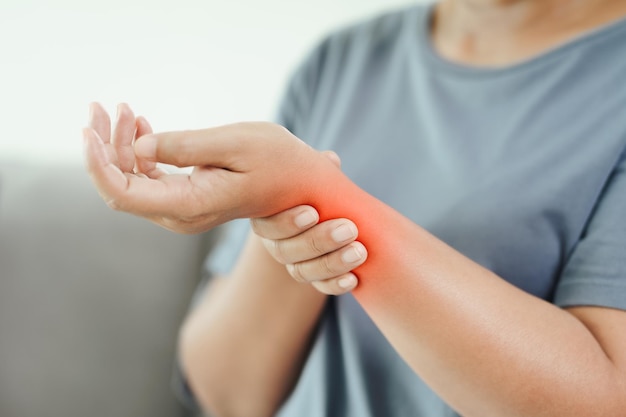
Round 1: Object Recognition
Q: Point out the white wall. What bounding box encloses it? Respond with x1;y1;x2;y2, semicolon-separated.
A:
0;0;424;163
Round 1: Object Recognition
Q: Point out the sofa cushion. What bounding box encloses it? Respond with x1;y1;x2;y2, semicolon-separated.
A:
0;160;212;417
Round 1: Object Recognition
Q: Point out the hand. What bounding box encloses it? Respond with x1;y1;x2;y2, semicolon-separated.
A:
252;205;367;295
84;102;164;177
83;102;340;233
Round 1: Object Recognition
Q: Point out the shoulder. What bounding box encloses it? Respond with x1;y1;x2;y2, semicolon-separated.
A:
303;4;423;84
277;4;427;134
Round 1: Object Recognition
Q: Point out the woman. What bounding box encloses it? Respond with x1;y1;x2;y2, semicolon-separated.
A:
84;0;626;416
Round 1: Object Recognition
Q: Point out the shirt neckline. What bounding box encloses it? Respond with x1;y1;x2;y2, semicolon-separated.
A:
412;1;626;78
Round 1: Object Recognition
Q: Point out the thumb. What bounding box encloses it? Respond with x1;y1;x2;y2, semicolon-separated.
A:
134;122;283;168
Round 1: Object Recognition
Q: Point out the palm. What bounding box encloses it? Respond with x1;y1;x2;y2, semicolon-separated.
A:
84;103;231;232
84;103;341;234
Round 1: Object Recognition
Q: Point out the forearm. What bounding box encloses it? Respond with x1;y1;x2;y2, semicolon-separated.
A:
358;222;622;417
178;232;327;417
85;113;623;416
306;172;625;417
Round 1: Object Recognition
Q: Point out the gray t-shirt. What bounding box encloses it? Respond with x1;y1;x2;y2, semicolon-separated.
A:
197;3;626;416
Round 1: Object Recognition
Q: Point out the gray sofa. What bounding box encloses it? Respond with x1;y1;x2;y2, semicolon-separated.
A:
0;160;218;417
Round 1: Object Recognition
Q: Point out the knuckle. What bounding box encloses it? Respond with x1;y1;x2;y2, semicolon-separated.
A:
105;197;123;211
306;233;326;257
273;123;291;136
260;121;287;134
269;239;287;264
251;212;296;240
159;217;183;233
165;217;202;235
319;255;338;278
249;218;263;234
287;263;306;283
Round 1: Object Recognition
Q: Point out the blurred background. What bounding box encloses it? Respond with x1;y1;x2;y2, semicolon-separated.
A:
1;0;416;163
0;0;420;416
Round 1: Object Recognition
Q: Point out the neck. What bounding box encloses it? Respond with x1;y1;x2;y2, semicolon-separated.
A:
431;0;622;66
439;0;580;34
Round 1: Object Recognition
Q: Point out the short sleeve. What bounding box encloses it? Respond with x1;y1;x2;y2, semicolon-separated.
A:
171;358;202;413
554;148;626;310
202;218;252;278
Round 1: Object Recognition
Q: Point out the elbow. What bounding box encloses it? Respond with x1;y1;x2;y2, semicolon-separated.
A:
177;314;278;417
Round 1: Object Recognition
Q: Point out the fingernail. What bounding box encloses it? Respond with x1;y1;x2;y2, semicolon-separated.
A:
294;210;318;228
341;245;364;263
331;223;357;243
134;135;156;159
338;275;357;289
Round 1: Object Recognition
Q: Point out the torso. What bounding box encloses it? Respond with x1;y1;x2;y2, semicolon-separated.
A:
274;4;626;416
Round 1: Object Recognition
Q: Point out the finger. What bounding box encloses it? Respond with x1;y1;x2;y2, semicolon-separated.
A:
83;126;184;215
134;121;292;168
88;102;111;143
135;115;153;137
83;126;128;205
286;241;367;283
111;103;137;172
311;273;358;295
262;218;358;264
134;115;165;178
250;205;319;240
321;150;341;168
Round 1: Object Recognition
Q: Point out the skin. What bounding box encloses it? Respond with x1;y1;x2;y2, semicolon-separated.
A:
83;1;626;416
83;104;348;417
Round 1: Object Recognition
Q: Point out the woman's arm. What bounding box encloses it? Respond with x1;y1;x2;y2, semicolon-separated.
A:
179;232;327;417
254;206;626;417
84;104;329;417
84;108;626;417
